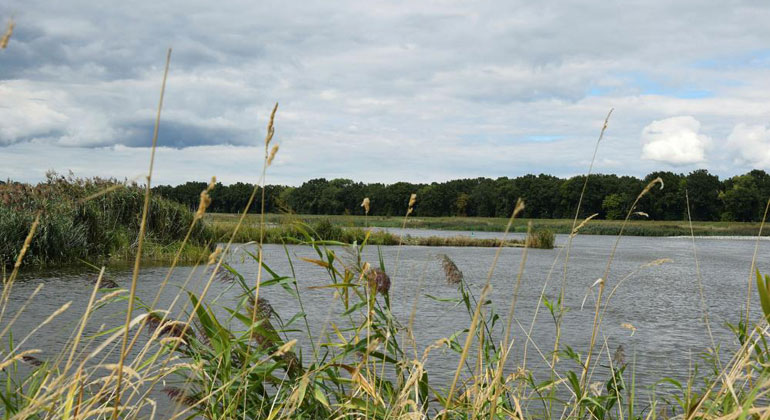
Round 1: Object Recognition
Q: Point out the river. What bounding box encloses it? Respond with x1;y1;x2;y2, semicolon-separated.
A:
5;230;770;413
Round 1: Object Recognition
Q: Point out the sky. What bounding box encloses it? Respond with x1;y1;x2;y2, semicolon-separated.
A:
2;1;770;186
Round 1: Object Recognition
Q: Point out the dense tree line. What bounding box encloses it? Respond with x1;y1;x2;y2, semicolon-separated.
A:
153;169;770;222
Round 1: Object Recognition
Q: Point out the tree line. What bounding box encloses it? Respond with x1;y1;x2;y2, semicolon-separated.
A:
152;169;770;222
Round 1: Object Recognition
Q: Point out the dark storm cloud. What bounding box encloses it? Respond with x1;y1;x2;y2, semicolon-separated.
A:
120;120;250;148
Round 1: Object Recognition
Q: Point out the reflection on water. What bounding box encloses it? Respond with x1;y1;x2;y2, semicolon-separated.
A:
6;231;770;409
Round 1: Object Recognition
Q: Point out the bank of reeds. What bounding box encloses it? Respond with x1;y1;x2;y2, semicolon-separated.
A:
0;173;213;267
211;217;556;249
211;213;770;237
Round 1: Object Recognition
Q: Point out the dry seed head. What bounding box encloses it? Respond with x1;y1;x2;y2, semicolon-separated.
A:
164;387;198;408
513;198;525;217
366;267;391;295
440;254;463;285
208;246;223;265
621;322;637;336
0;19;13;49
274;339;297;356
407;193;417;215
361;197;370;215
590;382;603;396
613;344;626;366
265;103;278;146
267;144;279;166
644;258;672;267
572;213;599;236
247;296;274;320
637;177;664;200
195;191;211;220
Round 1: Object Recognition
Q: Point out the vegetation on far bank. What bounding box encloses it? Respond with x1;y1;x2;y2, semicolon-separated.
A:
211;217;555;249
208;212;770;237
0;176;558;269
156;169;770;222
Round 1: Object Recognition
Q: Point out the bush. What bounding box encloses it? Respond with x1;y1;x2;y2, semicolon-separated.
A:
526;228;555;249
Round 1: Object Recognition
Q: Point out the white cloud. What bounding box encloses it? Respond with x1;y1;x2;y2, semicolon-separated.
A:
3;1;770;183
640;116;710;165
727;123;770;167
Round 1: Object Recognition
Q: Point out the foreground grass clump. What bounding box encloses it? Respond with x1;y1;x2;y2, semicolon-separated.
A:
0;173;213;267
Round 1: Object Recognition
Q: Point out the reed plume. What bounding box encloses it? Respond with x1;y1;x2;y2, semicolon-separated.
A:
440;254;463;285
365;267;391;295
163;387;198;408
194;176;216;220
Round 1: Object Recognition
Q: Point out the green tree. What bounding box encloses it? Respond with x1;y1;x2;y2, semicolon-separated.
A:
602;193;626;220
684;169;721;221
721;175;761;221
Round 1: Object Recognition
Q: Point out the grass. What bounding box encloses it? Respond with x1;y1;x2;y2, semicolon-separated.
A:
208;212;770;237
210;217;555;249
0;173;214;268
2;52;770;420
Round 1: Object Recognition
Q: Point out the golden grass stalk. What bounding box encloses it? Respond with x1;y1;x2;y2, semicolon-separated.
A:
111;48;171;420
621;322;636;336
361;197;370;215
490;219;532;415
64;267;106;372
267;144;279;166
0;349;40;371
580;176;663;390
195;176;216;220
0;211;41;327
0;18;13;49
252;102;279;335
443;197;525;419
685;189;720;371
131;105;279;420
553;109;613;374
746;198;770;329
571;213;599;237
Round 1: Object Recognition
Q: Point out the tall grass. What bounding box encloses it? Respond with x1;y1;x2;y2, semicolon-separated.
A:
0;173;213;267
212;217;555;249
209;212;770;237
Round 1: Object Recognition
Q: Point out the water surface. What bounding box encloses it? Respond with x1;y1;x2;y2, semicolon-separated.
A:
6;232;769;410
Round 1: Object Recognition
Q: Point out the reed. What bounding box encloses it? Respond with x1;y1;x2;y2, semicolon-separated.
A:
0;174;213;268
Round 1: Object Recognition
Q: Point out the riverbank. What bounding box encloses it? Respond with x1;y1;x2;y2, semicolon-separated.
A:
210;217;555;249
208;212;770;237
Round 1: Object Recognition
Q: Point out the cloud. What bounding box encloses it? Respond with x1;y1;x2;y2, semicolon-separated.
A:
3;1;770;183
640;116;710;165
727;123;770;167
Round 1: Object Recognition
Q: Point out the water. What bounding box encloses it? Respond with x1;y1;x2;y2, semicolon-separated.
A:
5;231;770;412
